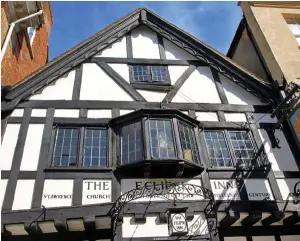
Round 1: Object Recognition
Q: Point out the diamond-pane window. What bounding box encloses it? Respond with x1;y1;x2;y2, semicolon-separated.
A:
178;121;198;162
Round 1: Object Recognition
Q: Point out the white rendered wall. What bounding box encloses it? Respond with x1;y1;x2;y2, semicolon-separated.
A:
97;37;127;58
281;236;300;241
196;112;218;122
30;70;75;100
108;64;129;83
219;73;265;105
224;113;247;122
1;124;20;170
20;124;44;171
224;237;247;241
172;67;221;103
87;109;112;118
258;129;298;171
10;108;24;117
252;237;275;241
0;180;8;208
12;179;35;210
164;38;197;60
54;109;79;118
120;109;135;116
80;63;133;101
276;179;300;200
31;109;47;117
137;90;167;102
131;26;160;59
253;113;277;123
168;66;189;85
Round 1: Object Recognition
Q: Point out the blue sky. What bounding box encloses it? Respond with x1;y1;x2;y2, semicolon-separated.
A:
49;1;242;60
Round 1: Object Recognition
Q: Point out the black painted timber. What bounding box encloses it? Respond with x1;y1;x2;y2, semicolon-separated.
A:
211;67;229;104
72;65;83;100
126;32;133;58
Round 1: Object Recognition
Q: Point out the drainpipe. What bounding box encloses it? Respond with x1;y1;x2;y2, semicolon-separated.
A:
0;9;43;63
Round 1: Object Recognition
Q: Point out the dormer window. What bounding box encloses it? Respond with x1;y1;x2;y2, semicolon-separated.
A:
131;65;170;84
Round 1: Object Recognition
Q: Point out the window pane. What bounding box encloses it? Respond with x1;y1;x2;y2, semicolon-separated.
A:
228;131;256;167
52;128;79;167
83;128;108;167
151;66;167;82
132;66;149;82
204;131;232;167
178;121;199;162
121;121;143;164
149;120;176;159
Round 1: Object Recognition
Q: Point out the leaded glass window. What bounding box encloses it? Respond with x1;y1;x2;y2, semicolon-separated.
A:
149;119;176;159
228;131;255;166
121;121;143;164
83;128;107;167
151;66;167;82
178;121;198;162
204;131;232;167
132;66;149;82
131;65;169;84
52;128;80;167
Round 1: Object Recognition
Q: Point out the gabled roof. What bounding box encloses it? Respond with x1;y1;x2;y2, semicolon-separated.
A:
2;7;276;112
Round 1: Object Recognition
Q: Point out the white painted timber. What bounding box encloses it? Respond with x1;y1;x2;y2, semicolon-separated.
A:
172;67;221;103
12;179;35;210
10;108;24;117
244;179;274;201
38;222;57;233
252;237;275;241
67;219;85;231
0;180;8;208
224;113;247;122
258;129;298;171
224;237;247;241
54;109;79;118
196;112;218;122
30;70;75;100
137;90;167;102
120;109;135;116
5;224;28;235
253;113;278;123
163;38;197;60
1;124;20;170
87;109;112;118
276;178;300;200
20;124;44;171
108;64;130;83
131;26;160;59
281;236;300;241
42;179;73;208
168;66;189;85
95;216;111;229
80;63;133;101
219;73;265;105
97;37;127;58
31;109;47;117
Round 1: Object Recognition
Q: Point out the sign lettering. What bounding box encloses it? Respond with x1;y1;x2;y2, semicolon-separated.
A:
210;179;240;200
82;180;112;205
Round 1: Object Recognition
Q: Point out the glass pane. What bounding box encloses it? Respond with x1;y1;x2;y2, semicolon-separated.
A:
132;66;149;82
83;128;108;167
151;66;167;82
149;119;176;159
178;121;199;162
52;128;79;167
121;121;143;164
204;131;233;167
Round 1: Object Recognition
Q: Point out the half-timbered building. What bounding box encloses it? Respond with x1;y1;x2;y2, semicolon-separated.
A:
1;7;300;241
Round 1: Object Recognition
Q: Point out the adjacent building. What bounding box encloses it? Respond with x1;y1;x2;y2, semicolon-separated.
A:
1;7;300;241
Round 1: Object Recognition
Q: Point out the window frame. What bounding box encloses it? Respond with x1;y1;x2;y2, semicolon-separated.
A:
129;65;171;85
286;19;300;46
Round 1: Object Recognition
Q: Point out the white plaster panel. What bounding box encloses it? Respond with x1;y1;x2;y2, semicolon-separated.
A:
97;37;126;58
137;90;167;102
122;213;207;238
82;180;112;205
80;63;133;101
224;238;247;241
172;67;221;104
253;113;278;123
168;66;189;85
252;237;275;241
31;109;47;117
210;179;240;200
12;179;35;210
42;179;73;208
0;180;8;208
10;108;24;117
244;179;274;201
224;113;247;122
163;38;197;60
120;109;135;116
38;222;57;233
131;26;160;59
280;235;300;241
67;219;85;231
30;70;75;100
219;73;265;105
1;124;20;170
108;64;130;83
5;224;28;235
258;129;298;171
181;110;189;115
20;124;44;171
87;109;112;118
195;112;218;122
276;178;300;200
54;109;79;118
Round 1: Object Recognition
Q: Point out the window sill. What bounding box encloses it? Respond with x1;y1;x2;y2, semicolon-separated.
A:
132;83;173;91
44;167;113;173
207;166;267;172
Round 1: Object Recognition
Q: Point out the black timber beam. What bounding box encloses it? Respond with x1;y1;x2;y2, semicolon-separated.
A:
261;211;285;226
241;211;262;226
219;210;240;227
134;214;146;224
24;222;42;235
54;219;68;233
83;216;96;233
283;211;300;226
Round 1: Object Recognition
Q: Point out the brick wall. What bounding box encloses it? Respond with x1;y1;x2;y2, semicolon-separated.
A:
1;1;53;86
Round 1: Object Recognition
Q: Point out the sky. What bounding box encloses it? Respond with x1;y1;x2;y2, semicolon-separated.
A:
48;1;242;60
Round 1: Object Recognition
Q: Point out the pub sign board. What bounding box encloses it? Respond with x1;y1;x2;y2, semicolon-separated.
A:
210;179;240;200
244;179;274;200
169;213;188;236
82;180;112;205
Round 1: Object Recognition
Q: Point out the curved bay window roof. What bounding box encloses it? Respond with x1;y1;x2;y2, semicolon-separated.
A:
111;109;204;178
